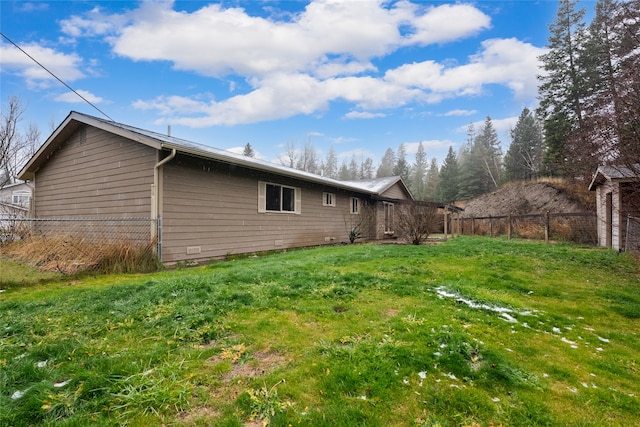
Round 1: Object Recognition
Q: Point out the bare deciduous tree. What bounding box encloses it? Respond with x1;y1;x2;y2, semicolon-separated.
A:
1;96;40;187
395;200;439;245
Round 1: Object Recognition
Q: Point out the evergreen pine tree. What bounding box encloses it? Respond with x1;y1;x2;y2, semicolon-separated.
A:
323;146;338;179
537;0;590;177
361;157;374;180
242;143;255;157
424;157;440;201
376;148;396;177
393;143;410;183
475;116;503;190
504;108;544;181
457;124;485;200
348;156;359;180
338;160;350;180
411;142;427;200
438;146;459;203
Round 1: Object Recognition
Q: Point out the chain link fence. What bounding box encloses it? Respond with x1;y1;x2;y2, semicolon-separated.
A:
625;215;640;253
0;217;160;274
452;212;597;246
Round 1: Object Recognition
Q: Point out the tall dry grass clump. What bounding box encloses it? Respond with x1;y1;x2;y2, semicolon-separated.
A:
1;234;161;274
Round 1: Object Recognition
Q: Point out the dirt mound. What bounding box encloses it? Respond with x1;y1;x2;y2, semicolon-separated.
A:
459;181;594;217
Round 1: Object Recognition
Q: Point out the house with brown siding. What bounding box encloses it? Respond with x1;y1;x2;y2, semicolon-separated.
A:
19;111;413;264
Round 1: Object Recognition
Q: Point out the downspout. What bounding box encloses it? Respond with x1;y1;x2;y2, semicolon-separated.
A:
151;148;176;259
24;181;35;217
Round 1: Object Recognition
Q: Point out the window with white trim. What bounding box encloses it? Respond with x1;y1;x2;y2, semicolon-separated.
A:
384;202;394;234
323;192;335;207
350;197;360;214
258;182;301;214
12;192;31;207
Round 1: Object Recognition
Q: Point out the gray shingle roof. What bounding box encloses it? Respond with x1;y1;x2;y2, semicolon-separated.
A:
19;111;413;199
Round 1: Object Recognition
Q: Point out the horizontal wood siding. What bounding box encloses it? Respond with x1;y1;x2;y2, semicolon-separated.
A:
34;126;156;217
381;182;411;200
161;155;362;263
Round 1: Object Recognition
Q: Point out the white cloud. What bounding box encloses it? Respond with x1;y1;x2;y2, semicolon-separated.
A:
63;1;543;128
399;3;491;45
15;2;49;13
54;89;104;104
442;109;478;117
344;111;386;119
0;42;85;89
59;6;132;38
62;0;491;80
385;38;545;101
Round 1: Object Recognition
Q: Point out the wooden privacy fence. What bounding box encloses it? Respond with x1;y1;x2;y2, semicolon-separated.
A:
447;212;597;245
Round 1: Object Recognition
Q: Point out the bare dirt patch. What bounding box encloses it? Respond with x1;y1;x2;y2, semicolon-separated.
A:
208;349;288;382
459;180;594;217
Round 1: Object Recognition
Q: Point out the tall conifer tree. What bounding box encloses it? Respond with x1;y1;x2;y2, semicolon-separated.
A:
438;146;459;203
537;0;590;177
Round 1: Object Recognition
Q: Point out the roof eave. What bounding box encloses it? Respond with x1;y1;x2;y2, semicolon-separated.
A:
157;141;380;195
18;111;163;181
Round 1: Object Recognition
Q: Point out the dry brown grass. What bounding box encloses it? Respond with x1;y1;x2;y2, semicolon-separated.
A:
2;234;160;274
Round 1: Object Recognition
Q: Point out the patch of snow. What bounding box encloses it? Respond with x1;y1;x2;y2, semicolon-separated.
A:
492;397;500;402
418;371;426;379
501;313;518;323
11;390;25;399
552;327;562;334
54;380;71;388
597;336;610;343
37;360;47;368
435;287;526;323
596;347;604;352
568;387;578;393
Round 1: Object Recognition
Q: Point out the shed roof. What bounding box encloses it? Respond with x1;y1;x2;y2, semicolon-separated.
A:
19;111;412;199
588;164;640;191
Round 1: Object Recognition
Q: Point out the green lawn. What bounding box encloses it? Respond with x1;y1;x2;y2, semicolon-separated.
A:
1;238;639;426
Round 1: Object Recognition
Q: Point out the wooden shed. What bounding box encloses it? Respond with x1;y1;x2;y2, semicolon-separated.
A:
588;164;640;251
18;111;413;263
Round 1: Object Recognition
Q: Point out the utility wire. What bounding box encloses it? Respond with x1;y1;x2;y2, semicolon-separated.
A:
1;32;114;122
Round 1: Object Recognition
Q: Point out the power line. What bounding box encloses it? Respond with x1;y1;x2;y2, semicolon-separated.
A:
1;32;114;122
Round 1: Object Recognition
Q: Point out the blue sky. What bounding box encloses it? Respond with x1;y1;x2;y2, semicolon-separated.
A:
1;0;595;169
